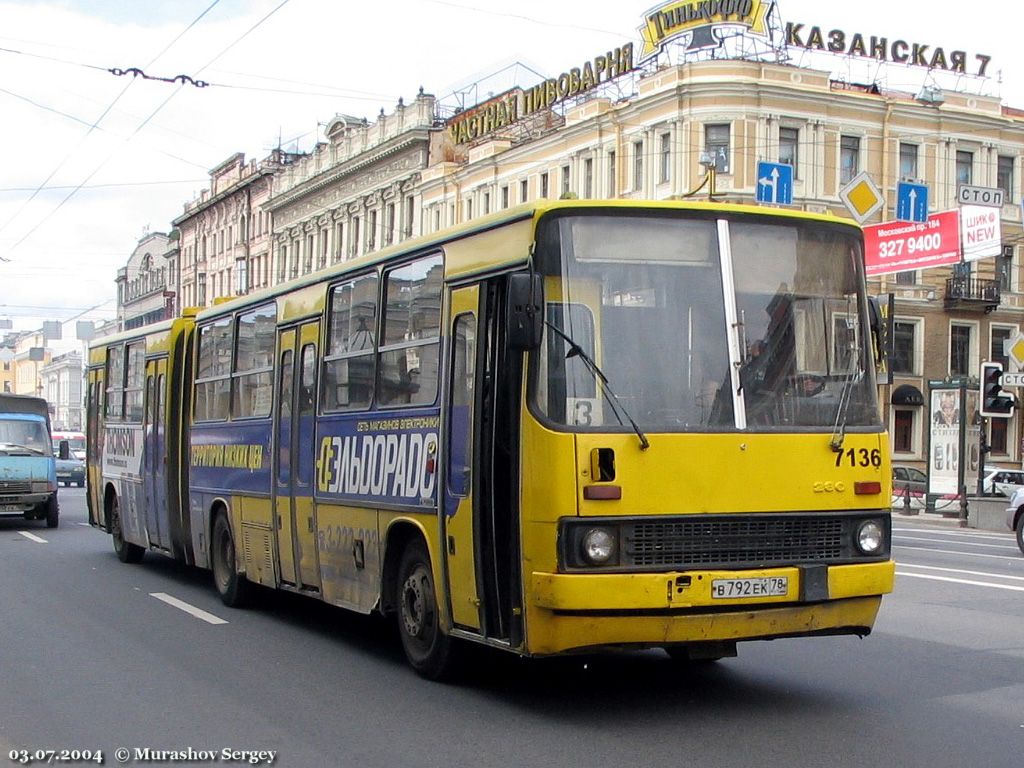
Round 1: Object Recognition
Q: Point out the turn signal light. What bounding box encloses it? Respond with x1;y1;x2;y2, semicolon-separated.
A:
854;481;881;495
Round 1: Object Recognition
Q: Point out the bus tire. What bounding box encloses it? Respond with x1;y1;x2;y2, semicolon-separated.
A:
211;512;251;608
110;494;144;563
44;496;59;528
396;539;456;680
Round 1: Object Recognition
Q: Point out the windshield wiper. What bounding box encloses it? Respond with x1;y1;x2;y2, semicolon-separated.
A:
544;320;650;451
0;442;44;456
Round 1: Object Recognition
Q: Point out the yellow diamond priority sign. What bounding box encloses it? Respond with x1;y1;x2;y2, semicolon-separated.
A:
1007;333;1024;369
839;172;884;223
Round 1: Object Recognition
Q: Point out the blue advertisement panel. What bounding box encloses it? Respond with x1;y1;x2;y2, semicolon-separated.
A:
316;408;441;509
189;420;273;495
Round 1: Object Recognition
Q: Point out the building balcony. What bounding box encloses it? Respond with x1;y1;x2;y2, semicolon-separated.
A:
944;276;1000;312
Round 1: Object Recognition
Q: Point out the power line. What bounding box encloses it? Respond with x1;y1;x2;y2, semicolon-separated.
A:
0;0;225;254
1;0;293;264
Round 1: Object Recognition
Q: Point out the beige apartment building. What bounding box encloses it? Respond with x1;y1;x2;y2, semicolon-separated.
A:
175;151;291;310
261;90;437;281
419;58;1024;472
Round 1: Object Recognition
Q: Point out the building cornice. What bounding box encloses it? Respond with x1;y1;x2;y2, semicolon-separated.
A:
264;128;433;213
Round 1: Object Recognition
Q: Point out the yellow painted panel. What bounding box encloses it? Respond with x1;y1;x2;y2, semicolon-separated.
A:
316;503;380;613
573;431;890;516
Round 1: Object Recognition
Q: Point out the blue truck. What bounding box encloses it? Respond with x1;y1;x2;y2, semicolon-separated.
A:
0;394;62;528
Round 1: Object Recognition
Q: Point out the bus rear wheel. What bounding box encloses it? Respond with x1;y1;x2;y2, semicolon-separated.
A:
396;540;456;680
110;495;143;563
211;512;251;607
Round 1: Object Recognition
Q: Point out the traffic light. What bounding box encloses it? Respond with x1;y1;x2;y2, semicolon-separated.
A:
980;362;1015;418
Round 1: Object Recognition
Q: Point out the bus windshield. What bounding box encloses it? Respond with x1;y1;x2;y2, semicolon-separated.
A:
532;212;880;432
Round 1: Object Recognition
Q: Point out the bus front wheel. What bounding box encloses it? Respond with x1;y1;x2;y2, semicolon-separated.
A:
211;512;251;607
396;540;456;680
110;495;143;563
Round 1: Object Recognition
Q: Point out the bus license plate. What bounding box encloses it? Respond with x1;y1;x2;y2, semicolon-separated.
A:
711;577;788;599
0;504;23;512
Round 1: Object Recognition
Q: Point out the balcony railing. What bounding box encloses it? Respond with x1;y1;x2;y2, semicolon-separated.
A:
944;276;1000;312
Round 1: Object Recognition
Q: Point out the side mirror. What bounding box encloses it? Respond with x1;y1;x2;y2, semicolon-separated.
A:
507;272;544;351
58;439;70;460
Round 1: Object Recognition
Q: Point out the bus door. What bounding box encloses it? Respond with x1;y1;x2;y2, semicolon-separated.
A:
443;280;523;643
273;322;322;592
443;286;481;631
86;371;103;527
143;358;170;550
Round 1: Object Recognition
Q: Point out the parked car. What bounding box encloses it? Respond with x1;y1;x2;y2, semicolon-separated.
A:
892;465;927;498
1003;487;1024;555
981;467;1024;497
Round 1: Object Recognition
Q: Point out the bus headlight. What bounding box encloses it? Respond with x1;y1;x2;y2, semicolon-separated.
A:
581;528;617;565
856;520;884;555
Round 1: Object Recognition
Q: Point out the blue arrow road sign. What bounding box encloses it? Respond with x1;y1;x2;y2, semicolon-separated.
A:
756;161;793;205
896;181;929;223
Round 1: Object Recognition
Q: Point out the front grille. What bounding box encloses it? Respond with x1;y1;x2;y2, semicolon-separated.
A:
0;480;32;494
625;516;847;569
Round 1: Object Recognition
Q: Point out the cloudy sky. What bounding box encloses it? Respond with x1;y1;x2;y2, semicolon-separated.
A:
1;0;1020;339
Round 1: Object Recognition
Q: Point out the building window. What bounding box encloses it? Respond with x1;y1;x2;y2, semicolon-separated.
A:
501;185;509;209
998;155;1014;202
608;150;617;196
520;178;528;203
989;417;1009;455
632;140;643;190
583;158;593;198
991;326;1013;368
998;245;1013;293
956;150;973;186
540;172;549;198
367;210;377;250
659;133;671;184
432;207;441;232
899;143;918;179
895;270;916;285
779;127;799;175
561;164;571;197
892;320;918;375
482;192;490;215
840;135;860;185
705;124;730;173
350;217;360;257
465;198;473;219
893;409;914;454
385;203;395;245
949;323;973;377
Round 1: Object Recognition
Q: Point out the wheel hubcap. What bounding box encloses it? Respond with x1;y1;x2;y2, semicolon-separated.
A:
401;568;430;639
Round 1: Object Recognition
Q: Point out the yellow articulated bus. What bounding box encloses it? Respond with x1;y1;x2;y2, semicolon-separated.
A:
87;200;895;679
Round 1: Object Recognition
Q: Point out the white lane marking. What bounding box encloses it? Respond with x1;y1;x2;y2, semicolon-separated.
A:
893;527;1011;540
894;534;1018;551
896;545;1023;561
898;562;1024;582
896;572;1024;593
150;592;228;625
17;531;47;543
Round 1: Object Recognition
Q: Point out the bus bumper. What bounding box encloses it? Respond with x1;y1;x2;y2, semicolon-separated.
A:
526;560;894;655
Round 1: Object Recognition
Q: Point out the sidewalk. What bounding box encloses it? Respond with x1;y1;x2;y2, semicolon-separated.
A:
890;498;1010;533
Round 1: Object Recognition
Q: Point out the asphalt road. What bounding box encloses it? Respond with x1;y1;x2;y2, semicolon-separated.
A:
1;492;1021;768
